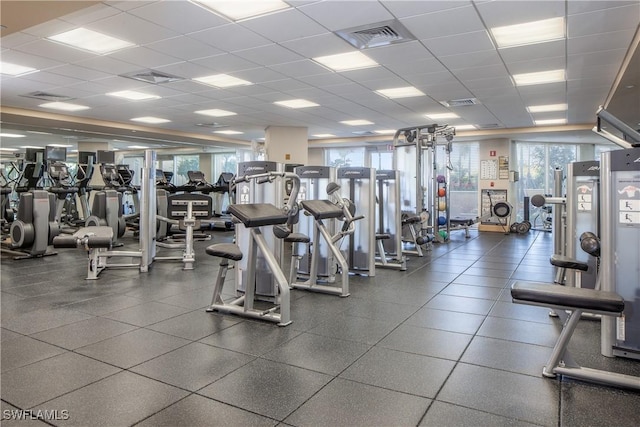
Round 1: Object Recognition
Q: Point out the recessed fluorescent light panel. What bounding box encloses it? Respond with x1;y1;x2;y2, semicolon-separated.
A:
535;118;567;125
192;0;290;21
453;124;477;131
424;113;459;120
47;28;134;54
39;102;90;111
195;109;237;117
47;144;73;148
526;103;568;113
107;90;160;100
341;120;374;126
313;51;379;72
274;99;319;109
374;130;396;135
312;134;335;138
214;130;243;135
131;116;170;124
513;69;565;86
128;145;149;149
491;17;565;49
0;148;19;151
0;133;26;138
0;61;39;76
375;87;425;99
194;74;252;88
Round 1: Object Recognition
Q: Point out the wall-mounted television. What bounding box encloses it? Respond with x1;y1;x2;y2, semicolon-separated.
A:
25;148;44;162
44;146;67;162
78;151;96;165
96;150;115;164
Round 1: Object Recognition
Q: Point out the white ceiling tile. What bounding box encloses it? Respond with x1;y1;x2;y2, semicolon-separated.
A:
0;49;66;71
475;0;565;28
422;31;495;57
104;1;156;12
191;54;260;73
340;66;400;82
154;61;212;79
224;83;282;97
267;60;332;79
516;81;567;98
381;1;471;19
20;18;77;38
188;24;272;53
568;0;638;15
234;44;304;67
471;86;520;100
260;79;311;92
147;36;224;61
128;1;227;33
297;72;352;87
363;41;433;64
109;46;182;69
19;71;85;88
568;4;640;38
567;78;613;93
87;12;179;45
47;64;112;82
280;32;352;58
384;57;448;76
297;1;393;32
359;76;414;91
438;50;503;71
464;76;514;91
499;40;566;65
0;32;39;49
568;50;629;72
569;62;620;82
400;5;485;40
505;56;566;75
568;29;637;55
454;106;500;124
404;71;458;87
12;40;96;64
76;55;140;75
231;67;290;84
453;64;510;81
59;3;122;25
239;8;327;43
423;84;474;103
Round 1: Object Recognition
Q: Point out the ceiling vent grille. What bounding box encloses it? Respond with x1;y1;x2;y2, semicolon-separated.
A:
336;20;416;49
120;69;184;84
195;122;228;129
476;123;503;129
20;91;74;102
440;98;480;107
352;130;376;136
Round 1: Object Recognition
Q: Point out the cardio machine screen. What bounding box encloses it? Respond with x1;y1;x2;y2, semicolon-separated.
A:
78;151;96;165
45;146;67;162
97;150;115;164
25;148;44;162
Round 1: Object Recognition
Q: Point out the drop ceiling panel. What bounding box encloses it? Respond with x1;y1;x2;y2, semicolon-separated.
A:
110;46;182;69
233;44;304;67
568;50;629;70
568;4;640;38
498;40;566;64
422;83;474;102
232;67;291;84
475;0;565;28
59;3;121;25
363;41;433;64
259;79;311;93
147;37;223;61
127;1;227;33
0;49;66;71
75;55;140;75
153;61;211;80
191;54;260;74
422;31;495;57
400;5;485;40
516;81;567;98
452;64;510;81
268;59;332;79
188;24;272;53
568;0;638;15
404;70;458;87
390;96;442;111
569;62;620;82
19;18;77;38
568;29;637;55
19;71;83;88
280;32;353;58
48;64;112;81
88;12;179;45
471;86;520;100
384;57;448;77
297;72;352;88
464;76;514;91
505;56;566;75
358;76;414;91
438;50;503;70
105;1;155;12
14;40;96;64
381;0;471;19
0;32;39;49
298;1;393;32
339;66;401;82
239;8;327;43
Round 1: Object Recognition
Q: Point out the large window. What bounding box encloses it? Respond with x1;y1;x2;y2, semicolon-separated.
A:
174;155;199;186
212;152;239;180
369;148;393;170
325;147;365;168
448;142;479;217
515;142;578;221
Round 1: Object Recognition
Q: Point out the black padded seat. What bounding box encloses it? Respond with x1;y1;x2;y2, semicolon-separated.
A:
300;199;343;220
511;281;625;314
550;254;589;271
1;187;13;194
53;226;113;249
402;215;421;224
284;232;310;243
450;217;476;226
206;243;243;261
228;203;288;227
376;233;391;240
50;186;79;194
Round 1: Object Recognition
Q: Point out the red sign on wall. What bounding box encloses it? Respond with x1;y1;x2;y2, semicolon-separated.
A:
489;150;496;157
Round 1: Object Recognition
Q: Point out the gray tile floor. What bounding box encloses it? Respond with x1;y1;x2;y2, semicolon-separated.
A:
2;229;640;426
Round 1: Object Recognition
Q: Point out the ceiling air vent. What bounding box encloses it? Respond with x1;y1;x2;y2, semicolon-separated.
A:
120;69;184;84
195;123;228;129
20;91;74;102
336;20;416;49
476;123;503;130
352;131;376;136
439;98;480;108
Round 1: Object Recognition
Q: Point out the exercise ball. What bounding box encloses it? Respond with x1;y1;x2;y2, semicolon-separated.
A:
438;200;446;211
438;188;446;197
436;175;446;183
438;216;446;226
439;230;448;240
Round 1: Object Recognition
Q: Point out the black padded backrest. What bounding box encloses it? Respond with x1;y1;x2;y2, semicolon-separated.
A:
300;199;343;220
511;282;624;314
228;203;287;227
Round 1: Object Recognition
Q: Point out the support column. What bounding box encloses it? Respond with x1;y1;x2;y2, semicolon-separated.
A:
77;141;109;188
265;126;308;165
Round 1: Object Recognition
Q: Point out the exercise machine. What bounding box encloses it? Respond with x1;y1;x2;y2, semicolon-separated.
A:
205;168;300;326
6;190;59;259
337;166;376;276
375;170;406;270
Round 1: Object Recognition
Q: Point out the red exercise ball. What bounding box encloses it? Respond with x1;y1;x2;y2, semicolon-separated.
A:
438;188;446;197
